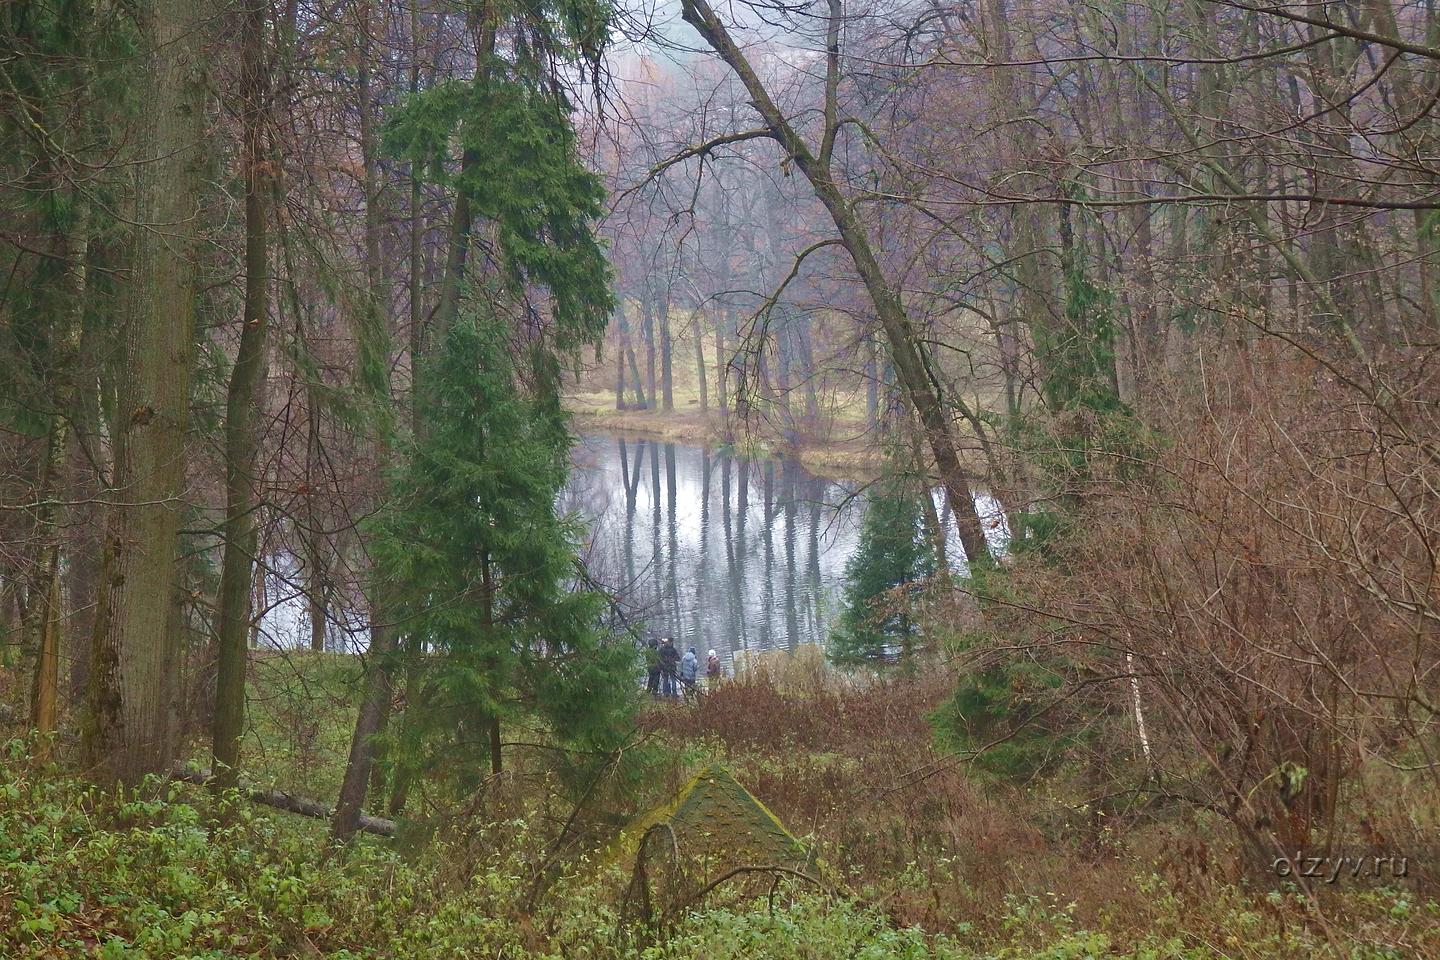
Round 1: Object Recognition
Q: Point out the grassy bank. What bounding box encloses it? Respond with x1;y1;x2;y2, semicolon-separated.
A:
566;333;894;479
566;395;889;479
565;315;1003;481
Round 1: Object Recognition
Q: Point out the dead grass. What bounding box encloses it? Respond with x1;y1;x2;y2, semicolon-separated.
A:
641;651;1438;952
565;402;893;479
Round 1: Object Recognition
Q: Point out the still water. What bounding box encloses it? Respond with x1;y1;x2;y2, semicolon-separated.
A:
256;432;1006;660
561;433;1006;667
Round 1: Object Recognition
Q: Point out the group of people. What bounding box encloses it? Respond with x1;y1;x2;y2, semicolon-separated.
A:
644;636;723;700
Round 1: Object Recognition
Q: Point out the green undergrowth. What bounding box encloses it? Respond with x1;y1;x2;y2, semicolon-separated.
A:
224;653;365;800
3;747;1435;959
2;753;911;960
4;660;1434;959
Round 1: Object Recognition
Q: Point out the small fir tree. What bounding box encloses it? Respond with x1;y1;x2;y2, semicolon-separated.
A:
368;303;636;794
829;481;936;668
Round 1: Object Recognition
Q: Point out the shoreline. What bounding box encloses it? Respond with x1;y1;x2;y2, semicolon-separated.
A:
567;405;888;482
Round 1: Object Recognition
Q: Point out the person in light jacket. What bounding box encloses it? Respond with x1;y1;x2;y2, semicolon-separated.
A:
680;647;699;693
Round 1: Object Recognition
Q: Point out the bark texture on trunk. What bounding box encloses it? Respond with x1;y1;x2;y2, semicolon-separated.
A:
715;325;728;416
305;538;329;652
212;0;272;793
627;347;647;408
27;411;71;745
29;564;61;743
659;287;674;411
428;9;496;349
331;0;401;843
643;285;657;406
86;0;208;783
693;309;708;412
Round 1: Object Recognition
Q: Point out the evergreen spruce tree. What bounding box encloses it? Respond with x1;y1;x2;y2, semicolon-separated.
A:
368;302;635;794
329;0;623;829
381;20;615;349
829;481;935;668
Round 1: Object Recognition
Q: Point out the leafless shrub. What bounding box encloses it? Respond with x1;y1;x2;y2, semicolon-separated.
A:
956;342;1440;875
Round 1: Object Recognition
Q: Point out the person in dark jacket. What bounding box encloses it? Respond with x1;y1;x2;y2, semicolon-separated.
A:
645;638;661;696
658;637;681;698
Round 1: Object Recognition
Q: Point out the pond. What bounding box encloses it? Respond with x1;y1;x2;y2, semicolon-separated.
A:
255;432;1007;663
561;433;1007;668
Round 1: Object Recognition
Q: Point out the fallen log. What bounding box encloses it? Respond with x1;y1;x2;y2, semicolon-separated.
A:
170;765;396;837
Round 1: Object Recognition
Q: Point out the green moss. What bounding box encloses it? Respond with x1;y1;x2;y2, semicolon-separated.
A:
610;763;806;868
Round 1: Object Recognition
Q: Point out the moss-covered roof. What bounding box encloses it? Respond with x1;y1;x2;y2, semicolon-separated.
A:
610;763;805;866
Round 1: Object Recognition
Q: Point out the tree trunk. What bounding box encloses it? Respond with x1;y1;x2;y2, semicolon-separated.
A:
432;183;473;347
0;569;18;671
615;322;627;409
659;286;674;411
693;308;708;413
29;562;60;747
627;346;647;408
680;0;993;567
27;209;88;742
380;2;430;819
175;764;395;836
429;12;497;348
489;714;502;776
21;109;93;742
775;317;792;423
86;0;208;783
762;190;791;423
715;323;728;416
914;427;948;575
615;304;637;409
481;554;502;776
368;0;433;814
332;0;403;843
795;316;819;428
82;521;120;768
66;319;105;703
408;0;425;431
643;284;657;407
1366;0;1438;331
212;0;273;794
303;381;330;654
385;648;421;816
306;537;329;652
331;616;395;843
865;336;879;428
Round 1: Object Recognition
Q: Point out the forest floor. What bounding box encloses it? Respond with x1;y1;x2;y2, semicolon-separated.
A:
2;651;1434;958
